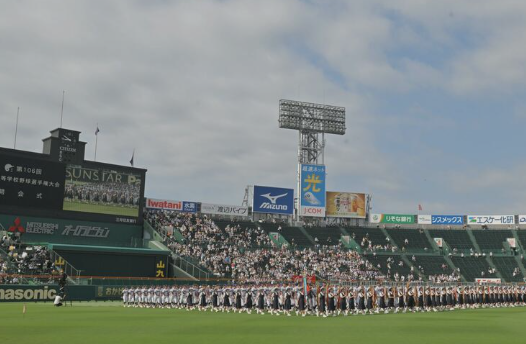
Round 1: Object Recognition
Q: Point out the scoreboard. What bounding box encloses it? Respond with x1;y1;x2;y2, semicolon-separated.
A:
0;154;65;210
0;128;146;225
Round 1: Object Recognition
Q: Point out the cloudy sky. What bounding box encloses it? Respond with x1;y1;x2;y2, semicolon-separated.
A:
1;0;526;214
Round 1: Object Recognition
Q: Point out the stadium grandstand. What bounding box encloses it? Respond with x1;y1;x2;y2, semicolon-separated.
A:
2;125;526;344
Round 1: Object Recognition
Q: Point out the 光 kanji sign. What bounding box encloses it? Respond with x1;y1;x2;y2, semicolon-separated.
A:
300;164;326;217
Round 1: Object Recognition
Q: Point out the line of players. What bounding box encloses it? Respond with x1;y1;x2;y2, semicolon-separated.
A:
122;284;526;316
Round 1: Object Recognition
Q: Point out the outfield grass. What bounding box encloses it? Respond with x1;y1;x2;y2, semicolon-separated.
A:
1;302;525;344
63;201;139;217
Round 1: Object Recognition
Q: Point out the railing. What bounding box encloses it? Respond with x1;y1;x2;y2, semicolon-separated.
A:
40;236;151;248
49;250;82;284
171;253;210;280
329;280;525;287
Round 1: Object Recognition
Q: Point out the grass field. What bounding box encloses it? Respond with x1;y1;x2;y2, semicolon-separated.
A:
63;201;138;217
1;302;525;344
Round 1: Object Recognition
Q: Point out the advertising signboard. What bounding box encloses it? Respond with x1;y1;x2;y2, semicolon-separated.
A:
0;154;66;210
467;215;515;225
201;203;248;217
418;215;464;225
300;164;326;217
369;213;415;224
253;185;294;215
326;192;366;218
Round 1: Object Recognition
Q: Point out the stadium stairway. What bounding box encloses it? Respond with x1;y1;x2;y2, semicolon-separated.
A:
169;254;201;281
267;232;289;248
491;256;524;282
297;227;316;246
427;229;474;252
511;230;524;251
400;254;424;280
379;227;398;250
49;250;82;285
411;255;455;280
385;228;434;253
514;255;526;277
442;255;464;282
515;231;526;251
451;256;494;282
304;226;344;247
338;228;363;253
423;229;441;251
485;255;503;280
466;229;482;252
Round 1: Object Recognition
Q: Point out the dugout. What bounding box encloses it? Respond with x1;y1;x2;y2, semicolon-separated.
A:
49;244;170;278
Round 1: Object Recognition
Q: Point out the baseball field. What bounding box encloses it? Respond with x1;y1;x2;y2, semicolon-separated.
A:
1;302;525;344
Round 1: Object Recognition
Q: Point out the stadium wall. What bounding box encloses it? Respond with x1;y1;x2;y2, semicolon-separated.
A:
0;284;113;302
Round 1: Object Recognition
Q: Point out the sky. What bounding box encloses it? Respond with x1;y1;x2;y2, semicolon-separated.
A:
1;0;526;214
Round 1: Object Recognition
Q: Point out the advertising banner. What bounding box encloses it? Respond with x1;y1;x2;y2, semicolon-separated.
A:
518;215;526;224
418;215;464;225
253;185;294;215
145;198;198;213
0;214;142;245
300;164;326;217
63;164;142;217
0;153;66;210
145;198;182;211
201;203;248;217
475;278;501;284
326;192;367;218
467;215;515;225
182;202;198;213
369;213;415;224
0;285;58;302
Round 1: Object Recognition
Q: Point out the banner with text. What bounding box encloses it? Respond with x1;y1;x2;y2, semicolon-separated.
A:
182;202;198;213
417;215;464;225
201;203;248;217
300;164;326;217
467;215;515;225
253;185;294;215
145;198;198;213
0;153;66;210
0;213;142;245
145;198;182;211
369;213;415;224
326;192;367;218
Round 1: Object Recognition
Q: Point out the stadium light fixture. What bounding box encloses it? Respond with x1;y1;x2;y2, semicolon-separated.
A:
279;99;346;221
279;100;346;135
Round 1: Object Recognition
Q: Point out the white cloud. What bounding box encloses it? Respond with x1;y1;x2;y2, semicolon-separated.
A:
1;0;526;213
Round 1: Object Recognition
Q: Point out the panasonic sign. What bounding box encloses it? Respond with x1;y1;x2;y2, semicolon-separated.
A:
0;286;56;301
253;185;294;215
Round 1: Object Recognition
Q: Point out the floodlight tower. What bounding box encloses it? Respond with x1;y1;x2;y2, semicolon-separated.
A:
279;99;346;219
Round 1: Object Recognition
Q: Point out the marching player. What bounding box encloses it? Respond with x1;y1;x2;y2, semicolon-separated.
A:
327;287;336;316
318;286;326;317
122;287;129;307
338;287;348;316
366;286;374;315
357;286;366;315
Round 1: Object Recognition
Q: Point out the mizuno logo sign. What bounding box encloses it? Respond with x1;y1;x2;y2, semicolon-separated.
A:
260;193;288;204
